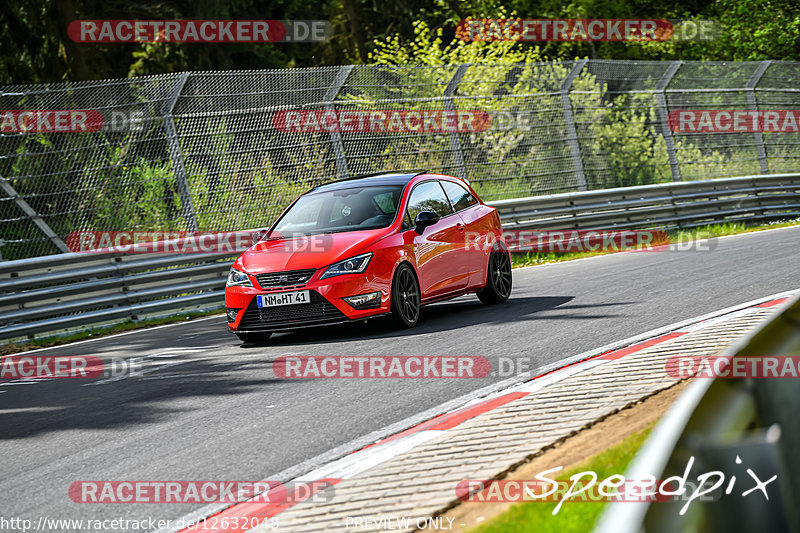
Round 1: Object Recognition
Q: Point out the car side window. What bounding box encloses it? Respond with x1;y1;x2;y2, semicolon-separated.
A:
441;180;478;212
403;211;414;229
406;181;454;224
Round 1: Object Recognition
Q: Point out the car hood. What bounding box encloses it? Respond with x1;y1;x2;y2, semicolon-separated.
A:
235;229;389;273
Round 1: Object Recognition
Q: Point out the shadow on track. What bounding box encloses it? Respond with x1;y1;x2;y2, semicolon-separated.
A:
257;295;636;348
0;355;282;440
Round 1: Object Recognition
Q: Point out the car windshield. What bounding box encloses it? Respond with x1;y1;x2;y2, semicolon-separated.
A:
269;185;405;238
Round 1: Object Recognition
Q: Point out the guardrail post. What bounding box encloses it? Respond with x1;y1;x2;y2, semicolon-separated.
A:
657;61;683;182
444;64;471;181
0;173;70;254
161;72;199;232
748;60;771;174
325;65;355;180
560;59;588;191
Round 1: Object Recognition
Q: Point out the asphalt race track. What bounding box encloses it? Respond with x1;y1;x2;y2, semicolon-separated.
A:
2;226;799;531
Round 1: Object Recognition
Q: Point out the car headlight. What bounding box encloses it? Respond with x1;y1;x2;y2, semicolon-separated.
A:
227;268;253;287
320;252;372;279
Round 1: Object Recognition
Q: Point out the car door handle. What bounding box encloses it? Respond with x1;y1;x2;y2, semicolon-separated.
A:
456;223;465;232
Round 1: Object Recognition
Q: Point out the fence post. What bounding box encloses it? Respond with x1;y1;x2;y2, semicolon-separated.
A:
0;173;70;254
656;61;683;182
161;72;198;232
560;59;588;191
325;65;355;180
747;60;771;174
444;64;471;181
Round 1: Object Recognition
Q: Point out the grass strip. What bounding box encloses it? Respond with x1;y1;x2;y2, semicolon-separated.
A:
469;423;654;533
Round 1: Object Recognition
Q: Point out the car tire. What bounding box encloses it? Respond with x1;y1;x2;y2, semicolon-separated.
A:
236;331;272;344
391;263;421;328
477;249;512;304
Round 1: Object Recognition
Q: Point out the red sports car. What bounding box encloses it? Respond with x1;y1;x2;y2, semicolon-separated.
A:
225;171;512;343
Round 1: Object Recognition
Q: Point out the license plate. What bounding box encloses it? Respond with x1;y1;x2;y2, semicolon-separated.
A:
257;290;310;308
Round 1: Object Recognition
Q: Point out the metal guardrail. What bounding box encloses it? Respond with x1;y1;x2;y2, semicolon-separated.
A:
0;249;235;341
595;293;800;533
490;173;800;230
1;174;799;343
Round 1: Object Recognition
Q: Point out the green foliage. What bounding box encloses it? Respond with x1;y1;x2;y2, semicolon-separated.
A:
3;0;800;86
89;156;180;230
364;22;736;199
0;0;337;84
641;0;800;61
471;423;654;533
582;93;671;189
370;19;542;65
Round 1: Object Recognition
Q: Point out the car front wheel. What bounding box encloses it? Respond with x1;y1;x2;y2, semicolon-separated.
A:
391;263;420;328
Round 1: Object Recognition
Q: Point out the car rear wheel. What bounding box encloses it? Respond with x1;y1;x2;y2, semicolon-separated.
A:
236;331;272;344
477;249;512;304
391;263;420;328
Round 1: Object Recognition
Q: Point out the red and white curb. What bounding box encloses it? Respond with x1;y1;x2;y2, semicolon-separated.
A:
171;290;798;533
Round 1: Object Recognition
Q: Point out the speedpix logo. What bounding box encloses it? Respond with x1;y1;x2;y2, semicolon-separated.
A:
456;453;776;515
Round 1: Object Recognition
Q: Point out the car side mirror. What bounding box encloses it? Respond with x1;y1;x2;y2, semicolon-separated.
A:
414;211;440;234
251;229;268;245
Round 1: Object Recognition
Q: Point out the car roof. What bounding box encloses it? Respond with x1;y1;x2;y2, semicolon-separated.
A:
308;171;427;193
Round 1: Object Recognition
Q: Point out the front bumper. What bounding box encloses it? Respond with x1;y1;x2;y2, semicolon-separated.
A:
225;268;390;332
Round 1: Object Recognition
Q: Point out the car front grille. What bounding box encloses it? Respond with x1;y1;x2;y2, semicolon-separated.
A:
237;290;347;331
255;268;317;292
